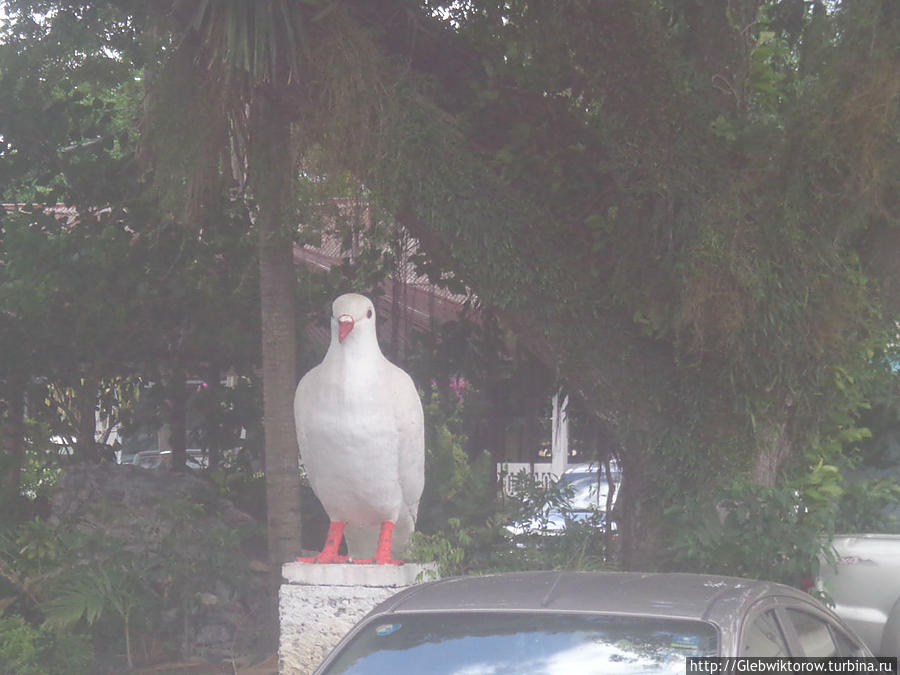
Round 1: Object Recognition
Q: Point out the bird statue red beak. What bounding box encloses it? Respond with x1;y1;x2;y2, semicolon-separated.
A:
338;315;354;343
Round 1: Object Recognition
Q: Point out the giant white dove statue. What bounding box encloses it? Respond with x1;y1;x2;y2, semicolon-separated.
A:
294;293;425;564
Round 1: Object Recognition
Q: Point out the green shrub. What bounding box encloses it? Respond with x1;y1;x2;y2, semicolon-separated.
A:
668;459;844;585
0;488;261;669
501;470;616;571
835;477;900;533
409;388;617;574
0;616;92;675
670;450;900;586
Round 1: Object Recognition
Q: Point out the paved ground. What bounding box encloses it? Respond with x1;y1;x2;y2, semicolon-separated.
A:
133;654;278;674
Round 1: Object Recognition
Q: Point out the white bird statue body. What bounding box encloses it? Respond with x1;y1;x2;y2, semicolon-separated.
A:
294;293;425;564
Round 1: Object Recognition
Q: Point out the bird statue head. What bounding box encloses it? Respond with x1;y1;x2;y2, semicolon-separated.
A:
331;293;377;346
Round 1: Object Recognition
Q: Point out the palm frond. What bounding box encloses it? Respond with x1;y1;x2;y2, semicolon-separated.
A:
41;562;146;630
41;573;108;629
177;0;314;88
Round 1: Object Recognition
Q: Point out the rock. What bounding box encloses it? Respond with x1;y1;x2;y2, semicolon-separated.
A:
195;622;233;646
48;463;274;663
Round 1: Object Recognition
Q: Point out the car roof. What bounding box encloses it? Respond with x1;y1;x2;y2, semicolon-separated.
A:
371;571;812;627
564;463;618;472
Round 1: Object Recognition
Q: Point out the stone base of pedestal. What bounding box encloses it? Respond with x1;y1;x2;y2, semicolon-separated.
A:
278;562;439;674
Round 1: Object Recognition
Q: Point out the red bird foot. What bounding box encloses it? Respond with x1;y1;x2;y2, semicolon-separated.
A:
297;551;350;564
297;521;349;564
353;521;405;565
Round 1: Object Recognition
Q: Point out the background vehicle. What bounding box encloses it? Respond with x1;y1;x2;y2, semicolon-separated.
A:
314;571;871;673
129;448;208;470
506;463;620;537
818;533;900;658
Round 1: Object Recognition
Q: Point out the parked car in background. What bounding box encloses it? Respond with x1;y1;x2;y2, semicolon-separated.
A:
818;533;900;658
506;463;620;537
314;571;871;673
49;435;74;458
129;448;208;470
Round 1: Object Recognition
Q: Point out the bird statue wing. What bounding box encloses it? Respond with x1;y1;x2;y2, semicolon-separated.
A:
393;367;425;518
385;365;425;555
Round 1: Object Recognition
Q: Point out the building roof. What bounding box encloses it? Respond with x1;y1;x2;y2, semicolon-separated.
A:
293;200;473;350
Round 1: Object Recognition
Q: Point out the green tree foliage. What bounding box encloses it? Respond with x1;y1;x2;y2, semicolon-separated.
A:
0;1;144;207
0;616;92;675
0;2;262;472
3;0;900;583
348;0;900;568
139;0;343;568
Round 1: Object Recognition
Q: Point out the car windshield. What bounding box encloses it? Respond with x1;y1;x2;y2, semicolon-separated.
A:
319;612;717;674
560;471;616;511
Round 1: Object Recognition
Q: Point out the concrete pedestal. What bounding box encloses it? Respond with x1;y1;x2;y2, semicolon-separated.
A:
278;562;439;674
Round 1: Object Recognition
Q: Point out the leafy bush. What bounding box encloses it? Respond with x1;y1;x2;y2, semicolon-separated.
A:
0;480;263;671
409;386;509;575
410;466;618;575
835;477;900;533
409;388;618;575
414;385;499;536
0;616;92;675
41;559;152;670
501;470;616;571
669;458;852;586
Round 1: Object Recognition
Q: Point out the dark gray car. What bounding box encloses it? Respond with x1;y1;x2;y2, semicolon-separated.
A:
314;571;871;673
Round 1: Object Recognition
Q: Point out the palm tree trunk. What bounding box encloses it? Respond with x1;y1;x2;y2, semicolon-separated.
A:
253;95;303;571
259;216;302;568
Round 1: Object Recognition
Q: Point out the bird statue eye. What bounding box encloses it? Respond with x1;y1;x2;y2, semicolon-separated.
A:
367;308;373;319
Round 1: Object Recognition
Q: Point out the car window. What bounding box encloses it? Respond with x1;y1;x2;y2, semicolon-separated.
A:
320;612;718;674
742;610;789;656
784;609;838;656
563;474;610;510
